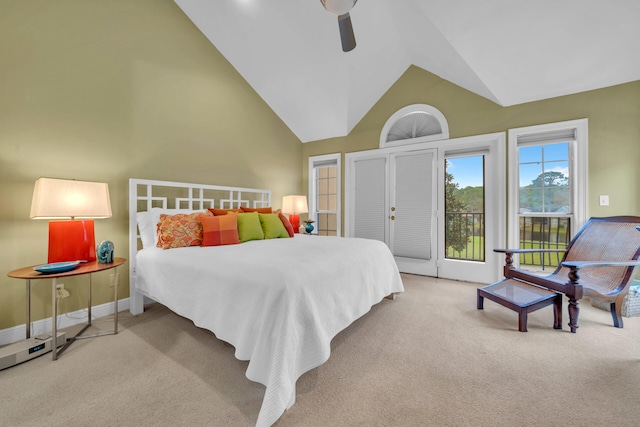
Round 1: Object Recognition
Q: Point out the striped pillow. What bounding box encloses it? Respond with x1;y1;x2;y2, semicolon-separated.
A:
200;213;241;246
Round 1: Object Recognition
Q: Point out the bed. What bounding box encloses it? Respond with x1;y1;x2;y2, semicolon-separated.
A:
128;179;404;426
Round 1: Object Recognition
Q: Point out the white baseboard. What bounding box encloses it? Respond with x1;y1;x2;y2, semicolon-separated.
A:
0;298;129;347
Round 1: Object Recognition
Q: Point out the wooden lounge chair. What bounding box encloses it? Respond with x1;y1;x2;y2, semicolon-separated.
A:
480;216;640;333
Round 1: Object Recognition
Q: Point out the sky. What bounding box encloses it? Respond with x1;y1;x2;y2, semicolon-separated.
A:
446;156;484;188
446;142;569;189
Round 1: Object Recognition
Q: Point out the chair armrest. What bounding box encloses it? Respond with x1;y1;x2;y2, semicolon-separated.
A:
561;260;640;269
495;248;569;278
558;260;640;300
494;248;567;254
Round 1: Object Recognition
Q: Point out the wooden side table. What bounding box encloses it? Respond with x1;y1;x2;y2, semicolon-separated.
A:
7;258;126;360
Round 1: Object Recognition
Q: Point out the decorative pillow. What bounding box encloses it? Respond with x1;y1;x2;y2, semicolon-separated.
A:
259;213;290;239
241;206;273;214
137;208;205;249
156;211;212;249
236;211;265;242
137;210;158;249
200;213;240;246
275;209;295;238
208;208;243;216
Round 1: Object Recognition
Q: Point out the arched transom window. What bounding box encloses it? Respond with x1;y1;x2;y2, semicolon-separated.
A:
380;104;449;149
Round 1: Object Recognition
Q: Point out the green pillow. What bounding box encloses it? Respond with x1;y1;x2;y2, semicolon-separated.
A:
236;212;265;242
259;213;290;239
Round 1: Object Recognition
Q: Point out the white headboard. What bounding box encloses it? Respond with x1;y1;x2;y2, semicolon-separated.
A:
128;178;271;315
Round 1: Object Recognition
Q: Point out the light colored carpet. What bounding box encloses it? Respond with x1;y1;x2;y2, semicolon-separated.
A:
2;274;640;426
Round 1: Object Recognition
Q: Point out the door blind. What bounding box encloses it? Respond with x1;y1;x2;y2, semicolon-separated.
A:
392;151;433;260
353;157;386;242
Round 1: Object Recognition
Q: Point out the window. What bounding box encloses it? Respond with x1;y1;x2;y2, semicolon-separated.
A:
379;104;449;149
445;155;485;262
508;119;588;271
518;142;570;214
309;154;341;236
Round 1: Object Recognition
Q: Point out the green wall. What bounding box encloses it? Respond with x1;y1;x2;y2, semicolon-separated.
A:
0;1;302;330
302;66;640;232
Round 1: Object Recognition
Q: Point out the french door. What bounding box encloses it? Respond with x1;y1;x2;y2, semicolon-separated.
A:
346;132;505;284
436;133;505;283
347;148;437;276
390;150;438;275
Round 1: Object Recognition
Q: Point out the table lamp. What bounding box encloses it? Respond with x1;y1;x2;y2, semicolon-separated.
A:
30;177;112;263
282;195;308;234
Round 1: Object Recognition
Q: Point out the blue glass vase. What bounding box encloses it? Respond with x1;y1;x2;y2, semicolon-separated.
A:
304;223;314;234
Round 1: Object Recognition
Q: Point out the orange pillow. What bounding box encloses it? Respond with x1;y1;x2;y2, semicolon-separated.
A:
208;208;243;216
275;209;295;238
241;206;273;214
200;213;240;246
156;211;211;249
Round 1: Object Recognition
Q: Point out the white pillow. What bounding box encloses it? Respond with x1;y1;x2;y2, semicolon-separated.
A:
137;208;205;249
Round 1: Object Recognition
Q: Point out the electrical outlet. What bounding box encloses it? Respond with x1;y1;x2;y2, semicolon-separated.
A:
599;195;609;206
56;284;70;299
110;273;119;287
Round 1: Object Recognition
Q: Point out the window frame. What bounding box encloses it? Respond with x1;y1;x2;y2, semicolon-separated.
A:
507;119;588;252
308;153;341;236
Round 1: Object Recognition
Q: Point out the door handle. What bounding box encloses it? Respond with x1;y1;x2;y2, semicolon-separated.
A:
391;207;396;211
390;215;395;220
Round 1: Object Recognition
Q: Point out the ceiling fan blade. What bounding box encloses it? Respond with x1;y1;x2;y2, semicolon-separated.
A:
338;13;356;52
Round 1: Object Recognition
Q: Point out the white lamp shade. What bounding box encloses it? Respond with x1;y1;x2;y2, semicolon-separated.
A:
30;177;112;219
282;195;308;214
321;0;357;16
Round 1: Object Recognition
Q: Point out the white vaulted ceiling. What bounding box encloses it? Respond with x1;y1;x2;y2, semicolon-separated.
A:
174;0;640;142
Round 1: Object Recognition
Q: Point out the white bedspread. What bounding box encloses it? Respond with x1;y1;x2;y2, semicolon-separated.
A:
135;235;404;426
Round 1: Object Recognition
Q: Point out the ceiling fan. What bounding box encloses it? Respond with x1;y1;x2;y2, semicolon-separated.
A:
320;0;358;52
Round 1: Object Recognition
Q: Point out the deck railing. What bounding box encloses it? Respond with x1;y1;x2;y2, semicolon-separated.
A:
445;212;485;261
518;216;571;271
445;213;571;270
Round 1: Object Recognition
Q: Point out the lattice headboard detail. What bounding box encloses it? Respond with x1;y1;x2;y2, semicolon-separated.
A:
128;178;271;314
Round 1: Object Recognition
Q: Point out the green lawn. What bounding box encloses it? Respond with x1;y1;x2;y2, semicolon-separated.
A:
446;237;566;269
446;236;484;261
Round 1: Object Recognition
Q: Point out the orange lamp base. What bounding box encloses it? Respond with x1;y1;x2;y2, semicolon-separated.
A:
288;214;300;233
48;220;97;263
